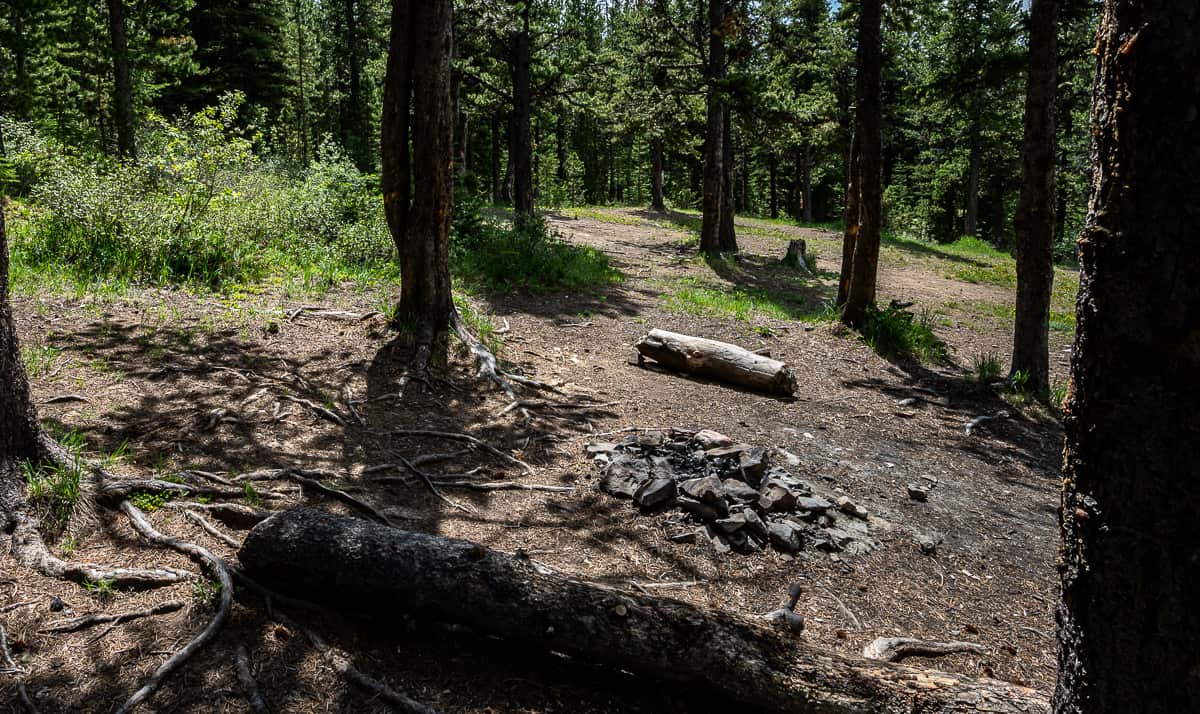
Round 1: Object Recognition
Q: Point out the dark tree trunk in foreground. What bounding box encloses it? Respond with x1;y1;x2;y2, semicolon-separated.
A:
719;107;737;252
837;130;861;307
242;509;1047;714
381;0;454;364
841;0;882;328
699;0;726;254
1055;2;1200;712
650;136;665;211
1010;0;1058;396
509;0;534;224
0;202;44;489
107;0;135;159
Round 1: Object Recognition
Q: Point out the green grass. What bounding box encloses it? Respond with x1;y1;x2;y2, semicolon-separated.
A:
857;305;947;363
960;300;1076;332
23;430;86;535
243;480;263;508
953;263;1017;287
21;343;62;378
973;352;1004;382
558;207;645;226
666;285;792;322
84;578;117;600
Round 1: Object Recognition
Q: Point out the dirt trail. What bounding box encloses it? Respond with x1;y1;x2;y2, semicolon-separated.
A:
2;208;1065;711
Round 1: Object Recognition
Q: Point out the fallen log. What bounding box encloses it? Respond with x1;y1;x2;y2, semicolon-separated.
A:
634;329;797;397
239;509;1046;714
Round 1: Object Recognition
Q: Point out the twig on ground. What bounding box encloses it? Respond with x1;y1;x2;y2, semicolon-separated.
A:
183;509;241;548
0;601;36;614
40;601;184;635
0;623;39;713
827;590;863;631
116;501;233;714
234;644;269;714
861;637;985;663
41;394;90;405
184;470;237;487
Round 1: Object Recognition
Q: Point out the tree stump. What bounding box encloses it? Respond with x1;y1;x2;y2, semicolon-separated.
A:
781;238;813;274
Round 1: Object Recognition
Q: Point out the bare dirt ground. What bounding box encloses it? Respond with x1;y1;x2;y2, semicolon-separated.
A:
2;208;1070;712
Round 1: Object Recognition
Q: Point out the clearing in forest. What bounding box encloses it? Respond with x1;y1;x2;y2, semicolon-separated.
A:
4;207;1069;711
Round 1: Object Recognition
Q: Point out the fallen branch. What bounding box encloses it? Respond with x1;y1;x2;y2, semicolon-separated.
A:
234;644;269;714
241;510;1047;714
279;395;346;426
99;479;285;502
40;394;90;405
116;501;233;714
389;429;534;475
635;329;797;397
862;638;987;663
40;600;184;634
393;457;474;513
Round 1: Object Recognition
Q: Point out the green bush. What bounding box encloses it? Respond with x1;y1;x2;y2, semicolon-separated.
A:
859;305;947;363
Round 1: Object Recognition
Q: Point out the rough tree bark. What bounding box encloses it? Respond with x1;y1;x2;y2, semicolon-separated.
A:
768;151;778;219
381;0;454;366
0;201;44;491
509;0;534;224
1055;2;1200;712
718;107;738;252
1010;0;1058;396
699;0;726;254
241;509;1048;714
837;128;861;307
650;136;665;211
106;0;135;160
841;0;882;328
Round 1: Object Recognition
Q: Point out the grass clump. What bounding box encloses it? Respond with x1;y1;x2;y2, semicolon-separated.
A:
858;305;946;363
23;431;86;536
666;283;792;322
973;352;1004;382
84;578;117;601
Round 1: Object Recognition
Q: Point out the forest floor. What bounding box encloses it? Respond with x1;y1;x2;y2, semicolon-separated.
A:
2;208;1075;713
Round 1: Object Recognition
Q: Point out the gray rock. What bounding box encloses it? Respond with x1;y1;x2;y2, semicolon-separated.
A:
836;495;869;520
763;467;813;495
765;608;806;634
705;526;732;555
916;532;942;555
679;476;725;504
585;442;618;455
777;449;802;467
896;397;919;407
649;455;675;477
677;496;722;522
907;484;930;502
738;447;770;486
722;479;761;504
812;527;854;552
634;478;677;509
704;443;753;460
600;463;649;498
759;481;798;513
768;520;804;553
714;512;747;534
795;495;834;513
740;507;769;539
693;429;735;449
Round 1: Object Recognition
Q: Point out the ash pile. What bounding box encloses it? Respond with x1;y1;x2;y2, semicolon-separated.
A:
588;428;880;557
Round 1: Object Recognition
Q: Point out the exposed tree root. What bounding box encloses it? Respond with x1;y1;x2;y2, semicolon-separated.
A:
99;479;285;502
163;502;272;529
451;308;519;401
9;513;190;588
234;643;269;714
278;395;346;426
388;429;534;475
287;470;393;525
435;481;573;494
116;501;233;714
0;623;39;713
183;509;240;548
40;600;184;634
393;455;474;513
862;637;986;663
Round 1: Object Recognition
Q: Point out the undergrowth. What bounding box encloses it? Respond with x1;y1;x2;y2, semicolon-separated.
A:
23;430;86;537
858;305;946;363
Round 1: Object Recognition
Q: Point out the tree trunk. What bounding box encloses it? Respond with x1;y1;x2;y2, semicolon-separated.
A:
491;112;503;204
1054;2;1200;712
768;151;778;219
650;136;665;211
802;143;814;223
510;0;534;224
381;0;454;365
343;0;370;171
837;128;861;307
841;0;882;328
719;106;737;252
106;0;135;160
699;0;725;254
0;201;44;487
964;127;980;238
241;509;1047;714
1010;0;1058;396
